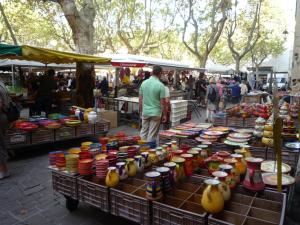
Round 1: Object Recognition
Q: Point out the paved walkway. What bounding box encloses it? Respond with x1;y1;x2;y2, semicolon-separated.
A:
1;123;300;225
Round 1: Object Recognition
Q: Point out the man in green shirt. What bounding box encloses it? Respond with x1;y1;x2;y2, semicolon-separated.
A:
139;66;167;142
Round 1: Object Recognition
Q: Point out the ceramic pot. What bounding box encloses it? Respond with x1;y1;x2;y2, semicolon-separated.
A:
231;154;246;175
187;149;200;171
141;152;151;168
162;145;170;161
105;167;119;187
264;124;273;131
240;145;251;158
180;153;194;176
243;157;265;191
196;147;208;168
116;162;128;180
171;141;178;151
212;171;231;201
219;164;235;189
145;171;162;200
171;157;186;182
126;158;137;177
156;167;171;193
205;155;223;175
164;162;176;186
201;179;224;213
216;151;230;161
262;137;273;147
156;147;165;162
134;155;145;173
88;111;97;124
148;149;159;165
224;158;240;184
263;130;273;138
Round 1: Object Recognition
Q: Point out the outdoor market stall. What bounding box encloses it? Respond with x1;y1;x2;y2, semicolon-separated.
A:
0;43;112;151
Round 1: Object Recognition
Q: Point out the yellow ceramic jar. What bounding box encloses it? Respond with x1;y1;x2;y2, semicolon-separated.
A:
212;171;231;201
105;167;120;187
148;149;159;165
231;154;246;175
262;137;273;147
126;158;137;177
264;124;273;131
201;179;224;213
263;130;273;138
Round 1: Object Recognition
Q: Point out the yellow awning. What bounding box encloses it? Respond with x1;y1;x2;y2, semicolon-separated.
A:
0;45;111;64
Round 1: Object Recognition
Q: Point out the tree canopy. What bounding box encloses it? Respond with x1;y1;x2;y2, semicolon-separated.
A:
0;0;287;71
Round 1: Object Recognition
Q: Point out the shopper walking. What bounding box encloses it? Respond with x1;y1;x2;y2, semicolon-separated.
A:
205;78;219;123
196;72;207;107
139;66;167;142
240;80;248;102
0;80;10;179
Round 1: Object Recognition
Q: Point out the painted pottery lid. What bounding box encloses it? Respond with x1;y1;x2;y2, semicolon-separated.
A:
164;162;176;168
231;153;243;159
204;179;220;186
156;167;170;173
171;157;186;163
224;158;237;164
197;145;208;149
187;150;199;155
205;155;223;163
134;155;142;159
116;162;126;166
145;171;161;178
262;173;295;186
180;153;193;159
156;147;163;151
191;147;202;151
219;164;233;170
171;141;177;144
245;157;263;163
141;152;149;156
216;151;230;157
108;166;116;170
212;171;228;178
261;160;291;173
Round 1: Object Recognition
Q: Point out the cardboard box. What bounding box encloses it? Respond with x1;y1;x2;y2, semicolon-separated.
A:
100;110;118;128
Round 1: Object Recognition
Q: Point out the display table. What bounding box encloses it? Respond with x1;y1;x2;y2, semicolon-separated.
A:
5;119;110;150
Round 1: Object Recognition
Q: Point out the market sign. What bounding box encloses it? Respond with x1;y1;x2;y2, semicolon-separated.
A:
111;62;146;68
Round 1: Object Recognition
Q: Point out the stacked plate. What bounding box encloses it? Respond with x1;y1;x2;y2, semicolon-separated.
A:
55;153;66;170
117;152;128;162
48;151;63;166
68;147;81;155
224;132;251;146
78;159;93;175
65;154;79;173
96;159;109;179
79;151;92;160
196;130;224;142
108;150;118;166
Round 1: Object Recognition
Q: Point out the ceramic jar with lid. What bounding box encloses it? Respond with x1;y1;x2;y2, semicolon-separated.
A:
201;179;224;213
171;157;186;182
88;111;97;124
231;154;246;175
126;158;137;177
145;171;162;200
148;149;159;165
180;153;194;176
156;167;172;193
219;164;235;189
212;171;231;201
224;158;240;184
164;162;176;186
205;155;223;175
187;149;200;171
105;167;120;187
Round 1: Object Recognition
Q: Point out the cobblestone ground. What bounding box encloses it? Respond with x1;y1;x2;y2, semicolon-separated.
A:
1;117;300;224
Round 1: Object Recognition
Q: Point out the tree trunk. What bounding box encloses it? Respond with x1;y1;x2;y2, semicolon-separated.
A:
0;3;18;45
57;0;96;108
235;58;241;74
76;62;95;108
199;55;208;68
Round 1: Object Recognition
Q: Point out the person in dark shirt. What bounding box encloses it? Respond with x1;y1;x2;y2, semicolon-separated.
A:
99;77;109;97
36;69;57;115
230;80;241;103
196;72;207;107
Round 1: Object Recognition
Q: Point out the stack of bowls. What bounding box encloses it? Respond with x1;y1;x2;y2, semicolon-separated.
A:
65;154;79;173
79;151;92;160
96;159;109;179
48;151;63;166
108;150;118;166
55;153;66;170
78;159;93;175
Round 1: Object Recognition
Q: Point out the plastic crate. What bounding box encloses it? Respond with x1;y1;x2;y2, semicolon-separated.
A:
52;170;78;200
244;117;257;128
207;185;286;225
77;176;109;212
55;126;75;141
31;128;54;144
212;117;227;127
110;178;150;225
76;123;94;137
94;119;110;134
4;128;30;148
152;178;207;225
227;117;244;128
